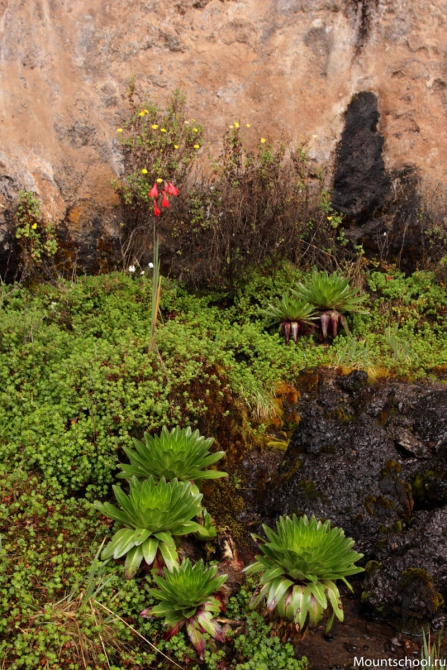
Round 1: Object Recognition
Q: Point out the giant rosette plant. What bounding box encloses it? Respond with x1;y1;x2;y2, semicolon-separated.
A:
245;514;364;632
95;476;203;579
117;425;227;493
141;559;227;659
263;296;317;344
293;270;368;339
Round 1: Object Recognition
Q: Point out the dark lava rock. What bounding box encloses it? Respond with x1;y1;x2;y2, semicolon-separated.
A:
413;391;447;451
362;508;447;632
262;373;447;629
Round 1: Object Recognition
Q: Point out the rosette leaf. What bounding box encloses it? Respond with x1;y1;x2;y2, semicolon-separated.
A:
117;426;227;490
141;559;227;659
245;514;363;632
263;296;317;344
293;270;369;339
95;476;203;578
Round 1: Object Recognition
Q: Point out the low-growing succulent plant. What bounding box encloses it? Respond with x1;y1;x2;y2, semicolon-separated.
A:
263;296;317;344
95;476;203;579
244;514;363;632
117;426;227;492
293;270;368;339
141;558;227;658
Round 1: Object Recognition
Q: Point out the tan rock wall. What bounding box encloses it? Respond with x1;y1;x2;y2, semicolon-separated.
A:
0;0;446;267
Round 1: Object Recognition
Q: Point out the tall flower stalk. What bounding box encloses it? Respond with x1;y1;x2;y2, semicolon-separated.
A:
149;228;161;353
148;181;179;353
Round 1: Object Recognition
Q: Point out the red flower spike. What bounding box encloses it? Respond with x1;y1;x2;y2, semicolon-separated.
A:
161;191;169;208
149;183;159;198
166;181;179;196
153;200;161;217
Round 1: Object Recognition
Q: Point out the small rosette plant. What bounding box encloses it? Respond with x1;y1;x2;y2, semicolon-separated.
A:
263;296;317;344
117;426;227;493
293;270;368;339
141;559;227;659
244;514;363;632
95;476;203;579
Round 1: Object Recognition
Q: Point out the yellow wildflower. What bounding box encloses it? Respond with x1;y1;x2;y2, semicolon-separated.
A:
174;145;179;149
193;128;198;132
327;216;333;221
152;124;158;130
141;169;148;174
116;128;123;133
260;138;266;143
233;122;239;128
157;178;163;183
194;144;200;149
31;223;37;230
139;111;145;116
144;109;149;113
312;134;317;138
191;118;195;122
246;123;251;128
160;128;167;133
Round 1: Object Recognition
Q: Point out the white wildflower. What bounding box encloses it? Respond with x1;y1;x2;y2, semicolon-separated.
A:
129;265;136;273
148;262;154;269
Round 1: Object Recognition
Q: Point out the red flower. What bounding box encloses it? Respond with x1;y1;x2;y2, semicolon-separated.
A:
166;181;179;196
153;200;161;217
161;191;169;208
149;183;159;198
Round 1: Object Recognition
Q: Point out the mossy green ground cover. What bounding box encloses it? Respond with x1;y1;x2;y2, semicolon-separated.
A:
1;264;447;668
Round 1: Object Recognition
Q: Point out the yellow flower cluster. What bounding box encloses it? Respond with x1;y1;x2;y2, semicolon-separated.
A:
141;169;148;174
194;144;200;149
116;128;123;133
139;109;150;117
156;178;163;183
260;138;266;143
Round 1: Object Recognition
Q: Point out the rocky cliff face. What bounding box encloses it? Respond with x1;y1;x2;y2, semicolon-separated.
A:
0;0;446;271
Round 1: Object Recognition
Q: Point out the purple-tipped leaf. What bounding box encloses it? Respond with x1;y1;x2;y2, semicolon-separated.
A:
290;321;299;343
320;312;330;339
186;619;206;659
330;311;340;338
164;619;185;640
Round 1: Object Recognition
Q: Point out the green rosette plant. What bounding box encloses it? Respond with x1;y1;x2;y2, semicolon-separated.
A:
141;559;227;659
117;426;227;492
244;514;364;632
293;270;369;339
95;476;203;579
263;296;317;344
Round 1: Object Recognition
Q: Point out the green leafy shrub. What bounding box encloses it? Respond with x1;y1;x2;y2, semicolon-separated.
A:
245;514;364;632
293;270;368;338
263;295;317;344
15;190;58;271
95;477;203;578
142;558;227;658
117;425;227;491
233;612;308;670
